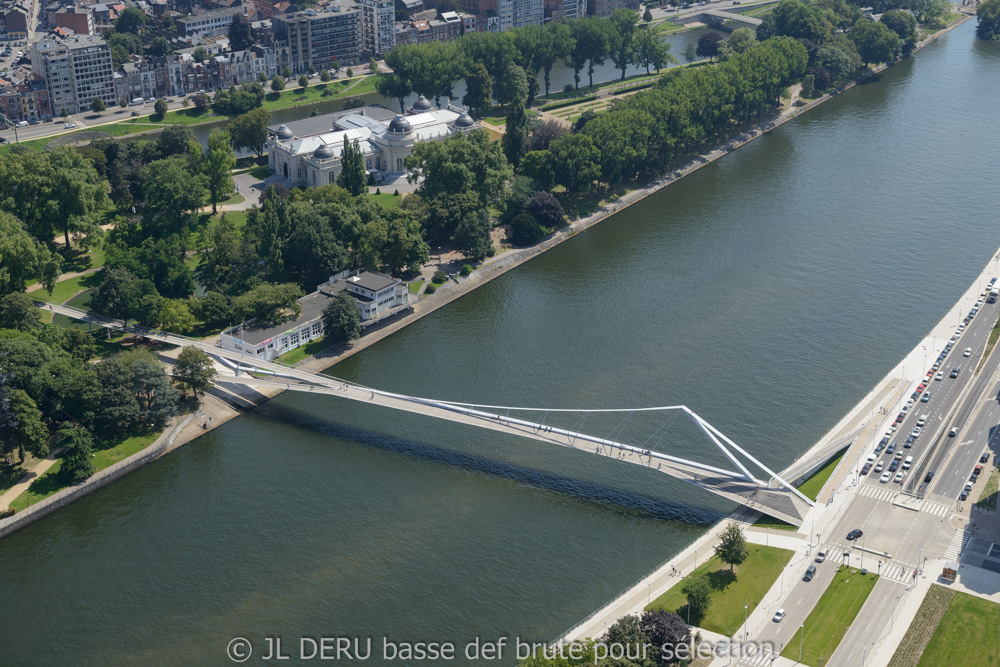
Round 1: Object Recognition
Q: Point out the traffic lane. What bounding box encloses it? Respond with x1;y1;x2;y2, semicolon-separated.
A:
828;577;908;667
931;406;999;499
752;557;839;653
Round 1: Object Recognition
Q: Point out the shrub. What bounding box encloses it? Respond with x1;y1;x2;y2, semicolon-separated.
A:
509;213;543;246
393;189;400;196
460;264;472;276
432;270;447;284
375;188;381;195
424;282;437;294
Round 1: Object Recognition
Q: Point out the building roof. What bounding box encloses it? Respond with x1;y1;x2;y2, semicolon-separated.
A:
347;271;397;293
230;290;334;346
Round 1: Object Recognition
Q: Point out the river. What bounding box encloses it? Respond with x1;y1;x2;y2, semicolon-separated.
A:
3;18;1000;666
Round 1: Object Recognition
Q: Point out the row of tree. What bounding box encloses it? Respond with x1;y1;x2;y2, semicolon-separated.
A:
375;10;676;115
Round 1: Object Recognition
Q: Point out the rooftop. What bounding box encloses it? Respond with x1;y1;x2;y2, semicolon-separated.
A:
228;290;334;346
347;271;397;293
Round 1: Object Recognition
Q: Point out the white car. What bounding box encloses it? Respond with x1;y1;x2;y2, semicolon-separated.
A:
880;471;892;483
773;609;786;622
894;472;904;483
874;461;884;473
964;348;972;357
64;122;75;129
935;372;944;381
912;427;921;437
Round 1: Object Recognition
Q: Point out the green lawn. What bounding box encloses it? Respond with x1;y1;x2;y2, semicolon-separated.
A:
260;76;376;112
918;591;1000;666
221;192;245;206
8;428;159;511
369;191;402;208
277;338;328;365
798;446;849;501
752;515;798;531
781;566;879;666
975;466;999;510
39;272;104;304
647;544;794;634
250;166;272;179
408;280;424;294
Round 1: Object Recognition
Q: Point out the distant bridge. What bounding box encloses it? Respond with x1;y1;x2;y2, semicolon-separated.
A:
43;302;813;526
675;8;763;27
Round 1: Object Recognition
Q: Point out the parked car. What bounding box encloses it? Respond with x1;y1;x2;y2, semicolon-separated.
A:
894;472;904;483
981;452;990;464
815;551;826;563
880;471;892;483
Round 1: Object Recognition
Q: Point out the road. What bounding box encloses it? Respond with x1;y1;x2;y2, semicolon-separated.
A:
730;281;1000;667
648;0;775;24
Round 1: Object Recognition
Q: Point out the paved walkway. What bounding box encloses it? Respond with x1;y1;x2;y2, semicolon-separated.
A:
0;448;63;510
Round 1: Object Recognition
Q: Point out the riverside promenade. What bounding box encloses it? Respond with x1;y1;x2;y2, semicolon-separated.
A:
559;240;1000;651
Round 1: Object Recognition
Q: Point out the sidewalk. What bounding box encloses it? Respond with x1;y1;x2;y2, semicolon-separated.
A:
0;448;62;510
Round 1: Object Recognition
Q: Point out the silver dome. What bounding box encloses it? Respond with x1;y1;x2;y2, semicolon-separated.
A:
411;95;433;111
275;124;294;140
313;144;336;159
387;115;412;134
455;112;475;128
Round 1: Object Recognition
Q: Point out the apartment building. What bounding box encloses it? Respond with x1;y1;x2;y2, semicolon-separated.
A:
176;6;243;37
55;6;95;35
30;34;116;114
272;4;362;74
358;0;394;57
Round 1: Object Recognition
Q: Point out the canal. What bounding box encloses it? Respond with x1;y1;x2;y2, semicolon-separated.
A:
3;19;1000;666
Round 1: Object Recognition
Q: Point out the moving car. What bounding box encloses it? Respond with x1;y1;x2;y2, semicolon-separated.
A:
847;529;863;540
773;609;786;622
949;427;958;437
917;416;927;427
921;392;931;402
815;551;826;563
803;565;817;582
950;367;960;378
911;427;922;438
935;372;944;381
964;348;972;357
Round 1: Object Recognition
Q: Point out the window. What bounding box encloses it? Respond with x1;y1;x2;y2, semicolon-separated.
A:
396;158;403;171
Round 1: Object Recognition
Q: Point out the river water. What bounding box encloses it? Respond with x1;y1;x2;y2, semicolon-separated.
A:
4;19;1000;666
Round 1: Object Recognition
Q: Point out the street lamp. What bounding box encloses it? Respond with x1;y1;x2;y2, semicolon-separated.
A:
799;624;804;663
766;526;770;547
744;604;748;644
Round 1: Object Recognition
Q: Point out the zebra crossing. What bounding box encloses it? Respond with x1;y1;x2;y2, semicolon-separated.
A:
879;562;917;584
735;647;779;666
922;500;953;517
857;483;898;503
943;530;970;561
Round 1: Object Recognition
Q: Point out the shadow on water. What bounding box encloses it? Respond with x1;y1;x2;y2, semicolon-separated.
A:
258;401;728;526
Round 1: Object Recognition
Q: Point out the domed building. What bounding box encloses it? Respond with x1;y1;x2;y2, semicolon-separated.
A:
266;101;478;188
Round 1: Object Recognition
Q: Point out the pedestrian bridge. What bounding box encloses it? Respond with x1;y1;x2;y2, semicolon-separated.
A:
675;8;763;27
43;302;813;526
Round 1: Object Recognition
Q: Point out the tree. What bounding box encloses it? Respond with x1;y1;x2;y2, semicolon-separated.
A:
154;98;168;115
91;97;106;114
159;298;195;333
683;41;698;64
320;69;331;82
58;423;95;482
728;27;758;54
880;9;916;39
641;609;691;663
518;150;556;191
204;128;236;214
850;18;900;65
92;265;142;321
509;213;542;246
374;71;410;113
62;328;97;363
406;129;512;210
321;291;361;344
172;346;216;398
609;9;640;80
452;207;492;261
462;63;492;116
8;388;49;459
526;119;567;152
548;133;600;211
271;75;285;94
635;27;675;74
525;191;564;228
258;70;269;84
233;282;303;325
228;12;254;51
148;36;171;57
697;31;724;61
336;138;367;196
538;21;574;96
120;98;128;109
602;615;648;662
502;95;529;168
644;7;653;22
569;18;613;88
298;74;309;89
681;574;712;621
0;292;41;331
715;522;750;571
192;93;209;110
0;211;62;296
115;6;148;34
193;46;209;63
979;0;1000;41
228;107;270;157
573;109;597;133
282;65;293;78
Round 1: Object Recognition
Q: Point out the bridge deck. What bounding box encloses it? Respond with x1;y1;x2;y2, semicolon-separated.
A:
42;302;809;526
